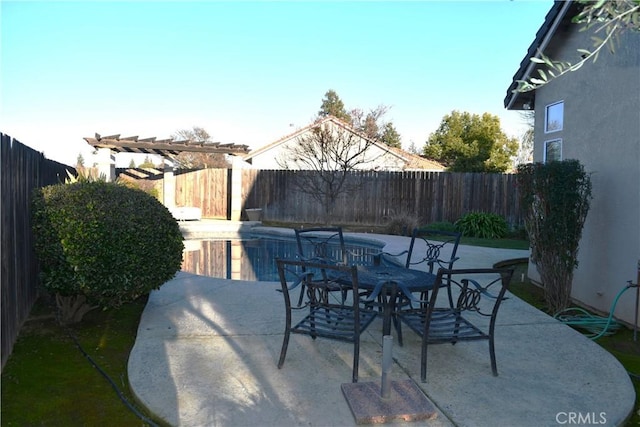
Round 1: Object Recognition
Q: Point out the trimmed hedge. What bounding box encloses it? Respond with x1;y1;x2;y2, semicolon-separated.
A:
32;181;184;310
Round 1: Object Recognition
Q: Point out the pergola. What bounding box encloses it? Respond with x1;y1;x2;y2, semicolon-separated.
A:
84;133;251;220
84;133;250;158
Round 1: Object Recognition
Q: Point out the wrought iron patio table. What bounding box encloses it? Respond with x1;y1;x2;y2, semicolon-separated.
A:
350;265;439;337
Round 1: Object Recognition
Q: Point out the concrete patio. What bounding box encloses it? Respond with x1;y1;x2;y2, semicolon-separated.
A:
128;227;635;426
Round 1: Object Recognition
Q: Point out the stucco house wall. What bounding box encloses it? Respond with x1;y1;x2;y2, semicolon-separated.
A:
513;5;639;325
244;116;444;172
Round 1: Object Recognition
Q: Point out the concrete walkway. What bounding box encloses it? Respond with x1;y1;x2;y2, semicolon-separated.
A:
128;227;635;426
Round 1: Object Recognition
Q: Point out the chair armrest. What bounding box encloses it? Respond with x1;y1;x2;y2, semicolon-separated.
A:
276;272;314;293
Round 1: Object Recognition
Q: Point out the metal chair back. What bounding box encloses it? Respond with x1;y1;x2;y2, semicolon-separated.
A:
406;228;462;272
295;227;347;265
294;227;348;305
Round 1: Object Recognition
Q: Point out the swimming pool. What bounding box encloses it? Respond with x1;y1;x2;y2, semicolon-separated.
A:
181;235;383;281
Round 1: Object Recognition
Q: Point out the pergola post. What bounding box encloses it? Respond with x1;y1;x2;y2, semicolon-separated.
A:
230;156;243;221
163;158;176;208
96;147;115;182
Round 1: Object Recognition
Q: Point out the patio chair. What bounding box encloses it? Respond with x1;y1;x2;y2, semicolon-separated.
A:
375;228;462;345
396;267;514;382
294;227;348;306
276;258;377;383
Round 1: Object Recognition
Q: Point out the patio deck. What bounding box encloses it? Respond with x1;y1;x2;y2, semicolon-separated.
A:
128;228;635;426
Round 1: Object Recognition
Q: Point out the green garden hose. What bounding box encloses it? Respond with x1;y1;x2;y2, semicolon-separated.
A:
554;281;639;341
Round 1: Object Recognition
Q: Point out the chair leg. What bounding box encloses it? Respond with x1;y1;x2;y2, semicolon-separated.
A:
420;336;428;383
420;290;428;310
489;337;498;376
278;329;291;369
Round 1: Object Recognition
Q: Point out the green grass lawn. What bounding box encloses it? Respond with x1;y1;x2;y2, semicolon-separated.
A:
1;237;638;426
1;295;156;426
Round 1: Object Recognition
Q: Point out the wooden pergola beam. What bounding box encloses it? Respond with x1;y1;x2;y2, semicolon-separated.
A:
84;133;250;156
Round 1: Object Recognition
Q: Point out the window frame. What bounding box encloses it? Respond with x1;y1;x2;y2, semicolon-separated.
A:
544;101;564;134
544;139;563;163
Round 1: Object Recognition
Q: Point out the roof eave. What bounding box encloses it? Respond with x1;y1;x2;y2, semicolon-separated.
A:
504;1;574;111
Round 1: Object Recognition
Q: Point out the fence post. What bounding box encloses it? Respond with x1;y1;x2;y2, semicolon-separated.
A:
163;158;175;208
230;157;243;221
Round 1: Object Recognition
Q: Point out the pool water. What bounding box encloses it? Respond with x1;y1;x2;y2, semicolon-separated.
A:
181;236;382;281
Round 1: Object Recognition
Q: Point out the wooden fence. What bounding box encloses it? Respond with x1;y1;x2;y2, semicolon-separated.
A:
243;169;523;227
1;134;73;370
176;168;229;218
117;168;524;227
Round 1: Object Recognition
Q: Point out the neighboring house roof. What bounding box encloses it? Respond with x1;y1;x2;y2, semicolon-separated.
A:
385;146;445;171
504;0;579;110
243;115;444;171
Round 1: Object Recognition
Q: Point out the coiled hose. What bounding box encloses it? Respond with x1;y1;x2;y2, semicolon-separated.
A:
554;281;639;341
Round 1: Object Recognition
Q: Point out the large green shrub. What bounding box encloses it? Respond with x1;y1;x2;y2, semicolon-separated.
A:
516;160;592;314
32;181;184;324
454;211;508;239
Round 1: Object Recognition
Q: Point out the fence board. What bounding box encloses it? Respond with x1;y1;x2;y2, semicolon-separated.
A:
1;134;72;370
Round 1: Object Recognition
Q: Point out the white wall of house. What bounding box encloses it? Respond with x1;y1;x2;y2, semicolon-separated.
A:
529;28;640;325
247;123;408;171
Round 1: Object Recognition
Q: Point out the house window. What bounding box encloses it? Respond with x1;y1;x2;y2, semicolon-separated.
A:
544;139;562;162
545;101;564;133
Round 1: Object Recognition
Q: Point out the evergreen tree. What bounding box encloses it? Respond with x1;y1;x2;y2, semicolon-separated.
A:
318;89;351;122
380;122;402;148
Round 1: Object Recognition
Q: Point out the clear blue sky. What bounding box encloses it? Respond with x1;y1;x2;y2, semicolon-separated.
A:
1;0;552;167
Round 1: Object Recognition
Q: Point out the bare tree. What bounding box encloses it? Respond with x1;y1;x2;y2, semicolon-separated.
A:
277;122;379;223
171;126;230;169
407;140;420;154
514;111;535;166
349;105;389;140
